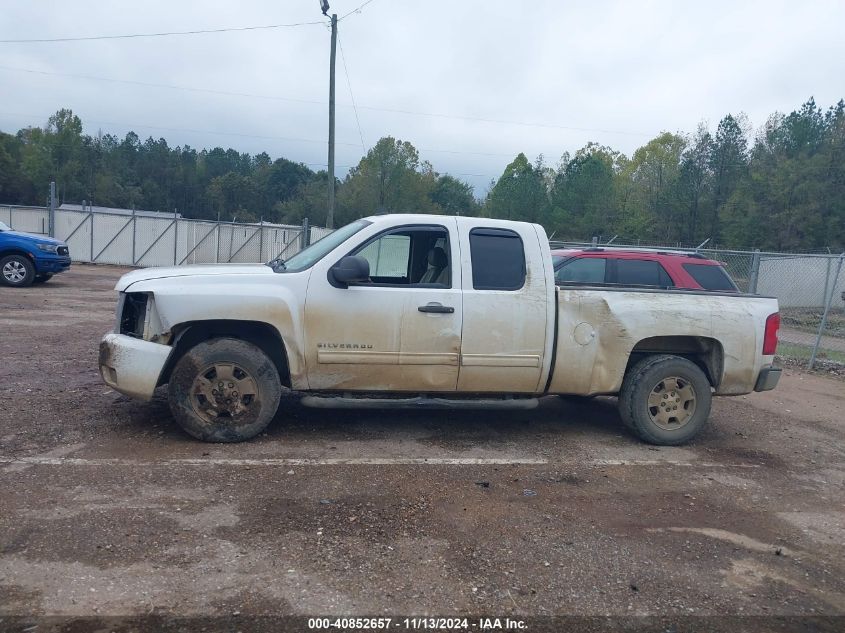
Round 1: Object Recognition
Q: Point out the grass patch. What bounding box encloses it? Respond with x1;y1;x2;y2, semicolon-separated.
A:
781;308;845;338
777;342;845;364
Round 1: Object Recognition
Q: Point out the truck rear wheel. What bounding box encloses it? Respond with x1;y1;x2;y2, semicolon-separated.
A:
618;355;712;445
167;337;282;442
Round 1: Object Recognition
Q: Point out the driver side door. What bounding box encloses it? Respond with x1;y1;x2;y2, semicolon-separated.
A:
303;220;463;392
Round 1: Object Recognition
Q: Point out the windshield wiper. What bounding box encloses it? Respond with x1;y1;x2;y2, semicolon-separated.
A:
266;256;286;272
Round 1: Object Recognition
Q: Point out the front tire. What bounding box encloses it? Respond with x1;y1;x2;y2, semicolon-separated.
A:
168;337;283;442
0;254;35;287
618;355;712;445
34;274;53;284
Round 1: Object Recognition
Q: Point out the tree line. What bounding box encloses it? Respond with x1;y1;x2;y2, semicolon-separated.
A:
0;97;842;250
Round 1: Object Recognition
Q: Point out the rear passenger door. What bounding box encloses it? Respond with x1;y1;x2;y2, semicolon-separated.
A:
457;222;550;393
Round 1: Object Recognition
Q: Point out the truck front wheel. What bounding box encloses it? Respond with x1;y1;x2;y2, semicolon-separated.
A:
618;355;712;445
0;254;35;287
168;337;282;442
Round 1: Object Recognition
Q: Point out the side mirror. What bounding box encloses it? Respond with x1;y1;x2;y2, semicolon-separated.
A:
329;255;370;287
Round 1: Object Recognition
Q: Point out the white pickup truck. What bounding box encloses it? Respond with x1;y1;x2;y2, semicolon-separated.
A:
99;214;781;445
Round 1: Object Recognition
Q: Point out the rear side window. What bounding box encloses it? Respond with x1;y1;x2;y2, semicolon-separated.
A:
616;259;674;287
469;228;525;290
682;263;738;291
556;258;607;284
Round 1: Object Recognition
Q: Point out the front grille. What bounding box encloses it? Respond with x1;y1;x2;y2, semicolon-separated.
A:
57;246;69;256
120;293;147;338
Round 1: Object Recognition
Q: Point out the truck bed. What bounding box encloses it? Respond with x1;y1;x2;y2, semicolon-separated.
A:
548;285;779;396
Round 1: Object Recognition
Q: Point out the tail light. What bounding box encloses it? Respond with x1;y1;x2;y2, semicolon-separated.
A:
763;312;780;355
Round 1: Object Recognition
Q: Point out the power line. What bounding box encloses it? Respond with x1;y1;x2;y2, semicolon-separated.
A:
0;1;374;43
0;65;324;106
339;0;378;21
0;20;325;43
338;35;366;151
0;64;654;138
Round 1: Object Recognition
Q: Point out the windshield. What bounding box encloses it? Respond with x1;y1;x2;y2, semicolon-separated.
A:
273;219;372;273
0;220;10;231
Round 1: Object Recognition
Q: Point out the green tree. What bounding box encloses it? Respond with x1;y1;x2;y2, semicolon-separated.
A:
709;114;749;240
678;124;713;242
486;153;549;223
339;137;437;223
622;132;687;241
429;174;478;216
550;143;625;239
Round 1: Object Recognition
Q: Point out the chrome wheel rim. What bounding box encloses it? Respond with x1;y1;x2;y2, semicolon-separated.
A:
190;362;260;424
3;260;27;283
647;376;696;430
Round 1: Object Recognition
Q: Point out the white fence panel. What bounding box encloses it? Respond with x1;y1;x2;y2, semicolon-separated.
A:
758;256;844;308
2;206;50;234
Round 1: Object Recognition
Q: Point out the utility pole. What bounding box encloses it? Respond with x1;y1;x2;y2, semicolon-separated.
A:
327;10;338;229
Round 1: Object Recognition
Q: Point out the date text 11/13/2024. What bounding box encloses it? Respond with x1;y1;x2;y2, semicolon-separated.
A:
307;617;527;630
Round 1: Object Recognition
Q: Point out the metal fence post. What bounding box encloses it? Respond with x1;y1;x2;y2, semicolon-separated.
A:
131;208;137;265
748;249;761;294
227;217;236;262
48;181;56;237
822;256;832;309
809;253;844;370
301;217;310;249
89;204;94;262
591;236;598;247
173;210;178;265
258;217;264;261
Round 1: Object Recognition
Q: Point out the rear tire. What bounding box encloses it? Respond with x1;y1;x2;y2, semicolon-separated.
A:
618;355;712;445
0;254;35;287
167;337;283;442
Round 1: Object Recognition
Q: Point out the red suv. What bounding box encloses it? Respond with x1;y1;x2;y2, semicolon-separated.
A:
551;247;739;291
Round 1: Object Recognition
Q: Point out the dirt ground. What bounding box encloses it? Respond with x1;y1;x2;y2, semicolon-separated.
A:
1;264;844;630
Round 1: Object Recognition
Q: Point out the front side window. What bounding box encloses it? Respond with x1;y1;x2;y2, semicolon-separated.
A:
351;226;451;287
279;219;371;272
469;228;525;290
555;257;607;284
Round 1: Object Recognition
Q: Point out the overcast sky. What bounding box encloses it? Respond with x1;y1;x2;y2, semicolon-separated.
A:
1;0;843;194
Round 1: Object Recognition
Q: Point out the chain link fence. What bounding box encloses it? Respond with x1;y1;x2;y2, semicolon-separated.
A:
552;238;845;371
1;204;332;269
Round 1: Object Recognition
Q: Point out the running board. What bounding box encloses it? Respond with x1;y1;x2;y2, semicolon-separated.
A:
300;395;539;410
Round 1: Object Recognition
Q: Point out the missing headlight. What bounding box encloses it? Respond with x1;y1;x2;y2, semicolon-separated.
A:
120;293;148;338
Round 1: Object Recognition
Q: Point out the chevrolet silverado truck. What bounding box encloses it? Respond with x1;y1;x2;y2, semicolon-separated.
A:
99;214;781;445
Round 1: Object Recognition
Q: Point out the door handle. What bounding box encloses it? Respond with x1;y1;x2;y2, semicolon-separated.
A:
418;303;454;314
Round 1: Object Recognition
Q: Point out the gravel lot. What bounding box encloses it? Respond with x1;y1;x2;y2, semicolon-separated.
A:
1;265;844;629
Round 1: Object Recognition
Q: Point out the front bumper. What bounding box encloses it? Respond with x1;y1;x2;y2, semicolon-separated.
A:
35;255;71;274
753;366;782;392
99;332;172;400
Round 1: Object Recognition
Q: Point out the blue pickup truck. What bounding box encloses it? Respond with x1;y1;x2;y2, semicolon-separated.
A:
0;220;71;287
